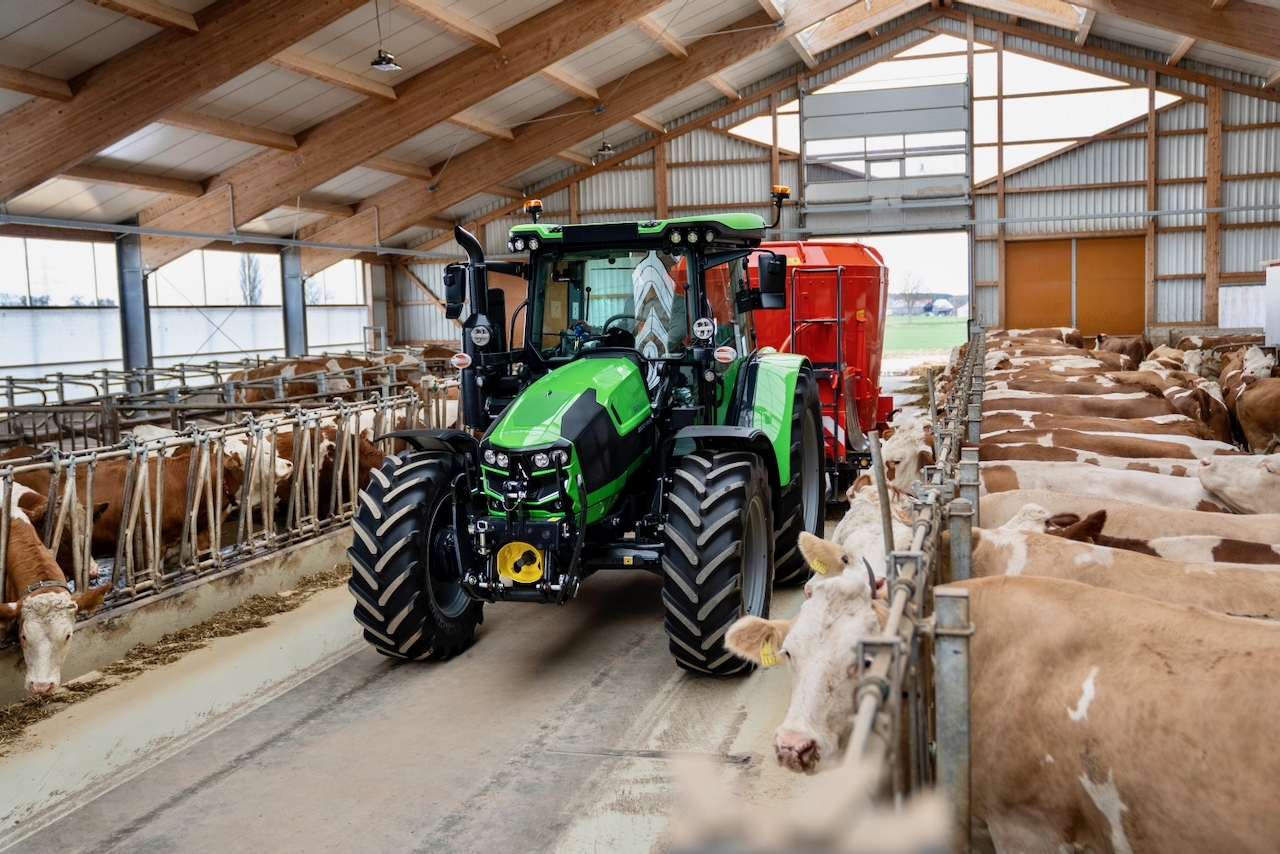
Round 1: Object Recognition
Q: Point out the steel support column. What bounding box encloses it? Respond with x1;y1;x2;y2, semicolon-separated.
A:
281;246;307;358
115;230;152;378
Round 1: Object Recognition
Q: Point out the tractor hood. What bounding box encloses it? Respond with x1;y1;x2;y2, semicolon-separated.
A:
487;356;654;494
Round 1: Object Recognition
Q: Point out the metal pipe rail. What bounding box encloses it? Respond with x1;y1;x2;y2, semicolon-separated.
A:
846;329;984;852
0;389;450;633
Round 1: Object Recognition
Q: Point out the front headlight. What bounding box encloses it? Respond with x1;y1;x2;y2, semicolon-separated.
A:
551;449;570;465
528;237;540;251
686;230;699;243
496;452;509;468
514;237;526;251
483;449;496;465
532;452;549;469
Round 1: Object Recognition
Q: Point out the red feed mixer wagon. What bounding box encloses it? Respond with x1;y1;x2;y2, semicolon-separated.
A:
750;238;894;499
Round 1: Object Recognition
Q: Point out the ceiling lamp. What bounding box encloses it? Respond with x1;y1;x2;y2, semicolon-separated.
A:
593;140;614;164
370;0;401;72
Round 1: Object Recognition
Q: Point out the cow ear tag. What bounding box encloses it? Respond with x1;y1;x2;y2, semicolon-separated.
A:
760;640;780;667
809;558;828;575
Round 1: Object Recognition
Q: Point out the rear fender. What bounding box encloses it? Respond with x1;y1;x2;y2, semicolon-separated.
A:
727;353;810;485
672;426;782;516
377;429;479;462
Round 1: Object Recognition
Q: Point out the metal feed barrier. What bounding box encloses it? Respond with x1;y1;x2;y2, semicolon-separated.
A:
0;388;454;627
847;330;983;853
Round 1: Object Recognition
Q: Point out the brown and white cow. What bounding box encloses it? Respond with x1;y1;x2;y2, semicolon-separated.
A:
1039;508;1280;565
226;359;354;403
982;428;1238;460
993;327;1086;347
728;572;1280;853
1235;378;1280;454
1095;333;1152;367
979;461;1231;512
977;444;1200;475
981;392;1177;420
981;489;1280;542
1;484;109;694
982;411;1213;440
1198;453;1280;514
1175;332;1264;351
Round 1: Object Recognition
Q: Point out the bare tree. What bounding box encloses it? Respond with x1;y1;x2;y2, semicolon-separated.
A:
304;275;324;305
897;271;926;323
238;254;263;305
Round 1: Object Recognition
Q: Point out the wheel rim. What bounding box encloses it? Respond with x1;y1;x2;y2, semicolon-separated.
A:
801;408;822;534
741;495;769;617
425;497;470;619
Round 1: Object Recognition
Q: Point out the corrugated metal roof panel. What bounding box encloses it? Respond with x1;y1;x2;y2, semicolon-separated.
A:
1222;178;1280;226
580;169;654;212
1155;278;1204;323
1224;128;1280;176
1005;138;1146;189
0;1;167;82
237;207;329;236
1157;182;1205;228
1004;186;1145;235
6;177;170;222
1156;231;1204;276
187;66;366;136
309;165;404;202
381;123;487;166
556;26;665;90
1157;133;1205;180
92;124;264;180
466;76;572;128
1222;226;1280;273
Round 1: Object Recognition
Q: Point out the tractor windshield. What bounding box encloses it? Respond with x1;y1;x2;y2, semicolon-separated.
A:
530;248;694;362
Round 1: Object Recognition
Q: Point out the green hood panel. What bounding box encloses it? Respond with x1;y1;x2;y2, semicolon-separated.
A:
488;357;652;449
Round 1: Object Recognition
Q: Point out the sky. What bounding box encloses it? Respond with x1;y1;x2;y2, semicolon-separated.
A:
833;231;970;296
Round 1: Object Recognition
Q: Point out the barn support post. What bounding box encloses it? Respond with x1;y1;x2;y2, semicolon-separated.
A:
934;587;972;854
115;229;153;389
958;448;980;528
280;246;308;358
947;498;973;583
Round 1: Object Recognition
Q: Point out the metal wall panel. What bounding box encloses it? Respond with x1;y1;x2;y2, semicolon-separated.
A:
1220;284;1266;328
1155;278;1205;323
1224;129;1280;176
1222;178;1280;226
1004;186;1145;235
1157;100;1205;132
580;169;655;212
621;149;654;167
1155;74;1207;99
1157;133;1206;180
1005;138;1145;189
974;284;999;327
1222;226;1280;273
1223;92;1280;126
397;263;457;343
1157;182;1206;227
670;162;772;207
1157;230;1205;275
579;211;656;224
975;194;998;238
667;130;770;163
975;239;998;282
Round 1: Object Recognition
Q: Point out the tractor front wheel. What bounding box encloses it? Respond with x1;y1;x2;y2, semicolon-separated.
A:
348;451;482;660
662;450;774;675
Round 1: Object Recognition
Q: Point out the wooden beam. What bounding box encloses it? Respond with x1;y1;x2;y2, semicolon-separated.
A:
1211;0;1229;8
422;216;457;230
158;109;298;151
270;51;397;101
1146;69;1156;329
1206;85;1222;325
539;66;599;101
556;150;594;168
85;0;198;33
365;156;435;181
706;73;741;100
568;181;580;223
291;196;355;218
61;163;203;197
631;112;665;134
808;0;926;53
1266;67;1280;90
962;0;1078;30
1075;8;1095;45
485;184;525;199
636;15;688;58
1168;36;1196;66
789;34;820;69
448;111;513;140
1071;0;1280;62
0;0;366;203
0;64;72;102
393;0;500;48
654;139;668;219
757;0;785;22
402;266;462;326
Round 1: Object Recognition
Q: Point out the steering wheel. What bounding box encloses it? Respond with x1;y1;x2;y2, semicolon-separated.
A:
601;314;638;333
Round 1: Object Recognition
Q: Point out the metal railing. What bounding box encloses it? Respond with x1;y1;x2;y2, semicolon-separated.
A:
849;329;983;852
0;387;456;628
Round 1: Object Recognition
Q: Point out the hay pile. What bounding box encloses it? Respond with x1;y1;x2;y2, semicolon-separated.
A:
0;564;351;754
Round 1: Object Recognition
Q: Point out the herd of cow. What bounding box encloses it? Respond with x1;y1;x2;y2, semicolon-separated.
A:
1;349;460;698
725;327;1280;853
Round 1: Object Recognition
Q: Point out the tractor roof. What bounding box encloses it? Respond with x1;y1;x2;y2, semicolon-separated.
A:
509;213;766;245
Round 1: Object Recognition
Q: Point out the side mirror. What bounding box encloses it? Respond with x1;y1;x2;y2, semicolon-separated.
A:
443;265;465;319
756;252;787;309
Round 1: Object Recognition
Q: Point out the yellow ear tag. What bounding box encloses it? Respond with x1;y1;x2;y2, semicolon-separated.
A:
760;639;780;667
810;558;828;575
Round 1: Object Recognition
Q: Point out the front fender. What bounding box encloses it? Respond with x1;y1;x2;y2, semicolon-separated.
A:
377;429;479;462
730;353;809;485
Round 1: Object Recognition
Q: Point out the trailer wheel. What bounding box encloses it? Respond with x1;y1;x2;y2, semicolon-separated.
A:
347;451;482;660
662;451;774;676
774;372;827;585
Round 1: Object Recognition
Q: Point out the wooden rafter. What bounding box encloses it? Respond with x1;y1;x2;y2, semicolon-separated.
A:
448;111;513;140
291;196;355;218
556;150;595;168
962;0;1078;30
393;0;500;48
789;34;820;69
61;163;203;197
1075;8;1096;45
365;157;435;180
756;0;785;22
270;51;397;101
136;0;671;269
1266;67;1280;90
636;15;688;58
485;184;525;200
158;110;298;151
807;0;927;53
539;66;599;101
631;113;665;134
1071;0;1280;62
1168;36;1196;66
85;0;198;33
0;0;367;203
1210;0;1229;8
0;64;71;102
706;73;741;100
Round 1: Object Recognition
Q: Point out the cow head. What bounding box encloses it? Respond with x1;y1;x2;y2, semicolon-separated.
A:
1240;347;1276;384
1198;454;1280;515
726;542;887;775
879;421;935;489
2;585;108;694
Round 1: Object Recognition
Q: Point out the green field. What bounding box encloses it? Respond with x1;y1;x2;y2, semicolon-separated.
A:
883;315;969;351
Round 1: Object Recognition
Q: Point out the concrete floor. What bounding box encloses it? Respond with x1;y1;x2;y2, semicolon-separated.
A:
5;363;935;854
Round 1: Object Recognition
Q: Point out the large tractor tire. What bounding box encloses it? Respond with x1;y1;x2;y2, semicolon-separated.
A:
774;372;827;585
348;451;482;660
662;450;774;675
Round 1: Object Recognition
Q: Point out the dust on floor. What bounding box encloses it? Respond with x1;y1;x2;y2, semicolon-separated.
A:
0;564;351;754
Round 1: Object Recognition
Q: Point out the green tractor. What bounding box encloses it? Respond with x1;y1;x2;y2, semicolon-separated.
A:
348;190;825;674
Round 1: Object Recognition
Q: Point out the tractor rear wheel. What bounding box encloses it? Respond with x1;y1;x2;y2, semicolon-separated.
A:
347;451;482;660
662;450;774;675
774;372;827;585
